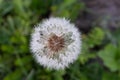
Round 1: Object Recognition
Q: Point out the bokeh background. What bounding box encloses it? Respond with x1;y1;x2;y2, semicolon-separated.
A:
0;0;120;80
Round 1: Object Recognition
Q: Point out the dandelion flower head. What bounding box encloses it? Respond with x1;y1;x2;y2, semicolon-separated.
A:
30;17;81;70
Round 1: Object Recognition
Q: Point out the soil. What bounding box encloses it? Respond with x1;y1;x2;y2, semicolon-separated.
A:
76;0;120;33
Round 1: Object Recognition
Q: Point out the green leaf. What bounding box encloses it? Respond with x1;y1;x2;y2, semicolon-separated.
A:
15;56;32;67
4;70;23;80
102;71;119;80
86;27;105;47
98;44;119;71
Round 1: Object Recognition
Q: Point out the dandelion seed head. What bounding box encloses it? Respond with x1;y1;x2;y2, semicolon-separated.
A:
30;17;81;70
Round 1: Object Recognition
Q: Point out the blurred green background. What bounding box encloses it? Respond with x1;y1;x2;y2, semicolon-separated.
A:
0;0;120;80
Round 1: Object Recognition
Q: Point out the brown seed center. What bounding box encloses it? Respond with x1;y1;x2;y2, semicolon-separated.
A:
47;34;64;52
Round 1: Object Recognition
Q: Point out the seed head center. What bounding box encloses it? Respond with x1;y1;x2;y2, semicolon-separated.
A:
48;34;64;52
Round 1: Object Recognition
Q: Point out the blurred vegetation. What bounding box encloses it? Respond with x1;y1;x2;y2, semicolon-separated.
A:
0;0;120;80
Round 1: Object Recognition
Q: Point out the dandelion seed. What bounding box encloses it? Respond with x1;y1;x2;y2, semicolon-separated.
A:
30;17;81;70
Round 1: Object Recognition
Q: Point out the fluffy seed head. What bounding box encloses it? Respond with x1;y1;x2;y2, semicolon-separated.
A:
47;33;64;52
30;17;81;70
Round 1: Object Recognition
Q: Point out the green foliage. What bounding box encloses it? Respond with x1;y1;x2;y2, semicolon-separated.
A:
98;44;120;72
86;27;105;48
51;0;85;20
98;28;120;72
0;0;120;80
102;71;120;80
79;27;105;64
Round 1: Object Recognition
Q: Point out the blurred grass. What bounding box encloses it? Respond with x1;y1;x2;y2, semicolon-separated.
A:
0;0;120;80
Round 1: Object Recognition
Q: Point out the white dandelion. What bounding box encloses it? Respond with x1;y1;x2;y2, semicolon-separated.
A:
30;17;81;70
